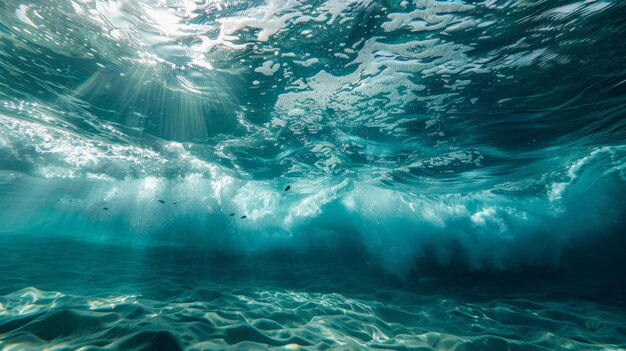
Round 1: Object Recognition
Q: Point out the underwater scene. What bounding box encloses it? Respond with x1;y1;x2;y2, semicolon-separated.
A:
1;0;626;350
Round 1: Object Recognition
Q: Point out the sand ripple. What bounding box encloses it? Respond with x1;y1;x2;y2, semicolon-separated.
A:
1;238;625;350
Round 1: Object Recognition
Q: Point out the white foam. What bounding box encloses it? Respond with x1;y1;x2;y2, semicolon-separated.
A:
255;60;281;76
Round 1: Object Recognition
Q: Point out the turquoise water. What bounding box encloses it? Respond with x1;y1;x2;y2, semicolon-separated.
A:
1;0;626;350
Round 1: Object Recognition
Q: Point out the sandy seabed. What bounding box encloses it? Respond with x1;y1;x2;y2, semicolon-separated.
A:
0;235;625;351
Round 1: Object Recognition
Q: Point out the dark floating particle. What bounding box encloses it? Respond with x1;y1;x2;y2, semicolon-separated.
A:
158;200;165;203
102;207;109;211
241;215;247;219
172;202;177;205
285;185;291;191
229;213;235;216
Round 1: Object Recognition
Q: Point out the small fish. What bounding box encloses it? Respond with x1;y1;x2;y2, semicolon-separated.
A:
241;215;247;219
172;202;177;205
229;213;235;216
285;185;291;192
158;200;165;203
102;207;109;211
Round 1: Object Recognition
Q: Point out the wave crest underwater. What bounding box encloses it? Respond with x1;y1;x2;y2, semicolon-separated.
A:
1;0;626;278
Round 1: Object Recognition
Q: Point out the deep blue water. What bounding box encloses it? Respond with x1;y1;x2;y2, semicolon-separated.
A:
1;0;625;350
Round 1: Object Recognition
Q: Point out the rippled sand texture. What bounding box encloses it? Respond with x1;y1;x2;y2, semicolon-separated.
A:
1;237;625;351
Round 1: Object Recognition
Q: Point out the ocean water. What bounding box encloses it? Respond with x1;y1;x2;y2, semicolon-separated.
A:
1;0;626;350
